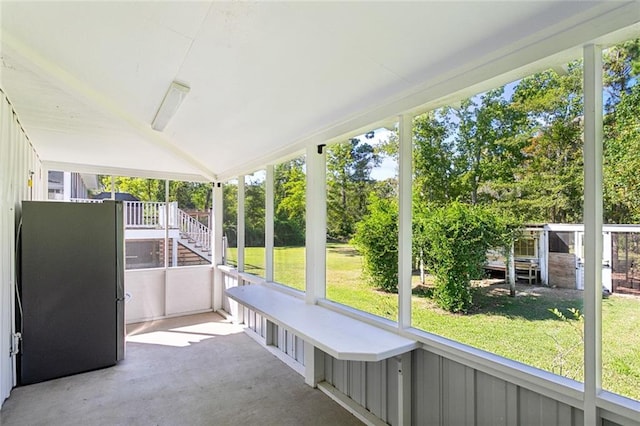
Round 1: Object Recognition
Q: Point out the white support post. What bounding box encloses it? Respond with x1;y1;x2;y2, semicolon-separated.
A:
164;179;170;268
540;228;549;286
110;175;116;200
396;352;412;426
583;43;603;426
237;176;245;273
508;242;516;297
303;341;325;387
303;144;327;388
305;144;327;304
63;171;71;201
398;114;412;329
265;165;275;282
172;238;178;267
213;182;224;311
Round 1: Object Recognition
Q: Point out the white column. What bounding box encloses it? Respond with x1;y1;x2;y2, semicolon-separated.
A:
540;228;549;285
237;176;245;273
305;144;326;304
396;352;412;426
265;165;275;282
63;171;71;200
508;242;516;297
583;43;603;426
172;238;178;267
398;114;412;329
110;175;116;200
164;180;170;268
303;144;327;387
303;342;324;387
212;182;224;311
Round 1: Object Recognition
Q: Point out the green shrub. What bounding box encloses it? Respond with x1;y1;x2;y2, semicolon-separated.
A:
418;202;513;313
351;195;398;292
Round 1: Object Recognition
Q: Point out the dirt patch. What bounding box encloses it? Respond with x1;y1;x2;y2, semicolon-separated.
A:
414;277;584;302
480;281;583;300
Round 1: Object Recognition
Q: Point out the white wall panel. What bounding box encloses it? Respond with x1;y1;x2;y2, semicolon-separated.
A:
165;266;212;316
124;269;165;323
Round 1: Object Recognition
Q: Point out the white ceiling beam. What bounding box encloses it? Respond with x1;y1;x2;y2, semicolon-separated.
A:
1;30;216;181
42;161;211;183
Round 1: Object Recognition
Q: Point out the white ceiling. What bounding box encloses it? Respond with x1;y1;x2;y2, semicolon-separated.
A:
1;1;639;182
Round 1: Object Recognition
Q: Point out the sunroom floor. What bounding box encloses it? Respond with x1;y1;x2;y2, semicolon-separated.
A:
0;312;362;426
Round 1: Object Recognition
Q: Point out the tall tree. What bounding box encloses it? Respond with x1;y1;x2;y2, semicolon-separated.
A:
603;40;640;223
274;158;306;246
453;88;526;205
244;175;266;247
223;181;238;248
326;138;380;240
507;66;584;223
412;109;457;205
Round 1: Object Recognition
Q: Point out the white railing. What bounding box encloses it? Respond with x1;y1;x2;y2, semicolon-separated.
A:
69;198;103;203
123;201;178;228
178;209;211;255
69;198;210;258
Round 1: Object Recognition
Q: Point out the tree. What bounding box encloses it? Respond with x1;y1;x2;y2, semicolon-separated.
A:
453;88;526;206
326;138;380;240
412;110;458;204
100;176;165;201
223;181;238;248
244;176;265;247
603;39;640;112
274;158;306;246
98;176;212;211
603;39;640;223
604;83;640;223
505;66;584;223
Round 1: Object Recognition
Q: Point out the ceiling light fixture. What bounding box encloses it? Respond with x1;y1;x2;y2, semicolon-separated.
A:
151;81;190;131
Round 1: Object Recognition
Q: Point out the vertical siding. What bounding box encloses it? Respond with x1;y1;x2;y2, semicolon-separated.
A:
324;354;394;425
440;358;475;425
475;371;516;426
265;323;304;365
413;349;441;425
386;358;398;426
349;361;366;406
221;272;238;313
412;348;594;426
295;335;305;363
0;90;43;404
366;360;387;421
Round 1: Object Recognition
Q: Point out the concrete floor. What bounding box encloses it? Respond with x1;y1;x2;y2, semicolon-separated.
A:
0;312;362;426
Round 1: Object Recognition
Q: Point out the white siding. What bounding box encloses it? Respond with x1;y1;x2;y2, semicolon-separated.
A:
0;90;44;404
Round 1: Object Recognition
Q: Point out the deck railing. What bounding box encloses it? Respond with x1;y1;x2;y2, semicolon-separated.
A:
178;209;211;255
69;198;103;203
123;201;177;228
69;198;210;257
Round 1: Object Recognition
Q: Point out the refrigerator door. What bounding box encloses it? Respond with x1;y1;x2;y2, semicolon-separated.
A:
20;201;123;385
110;201;126;361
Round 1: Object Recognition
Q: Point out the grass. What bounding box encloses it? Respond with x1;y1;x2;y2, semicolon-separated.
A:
227;244;640;401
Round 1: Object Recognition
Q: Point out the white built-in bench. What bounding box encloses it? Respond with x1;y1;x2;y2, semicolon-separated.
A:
226;284;417;362
226;284;416;425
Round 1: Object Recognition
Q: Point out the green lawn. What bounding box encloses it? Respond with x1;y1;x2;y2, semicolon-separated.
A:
227;244;640;400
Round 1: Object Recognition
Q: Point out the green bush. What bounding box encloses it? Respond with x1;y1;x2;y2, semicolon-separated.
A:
351;195;398;292
418;202;513;313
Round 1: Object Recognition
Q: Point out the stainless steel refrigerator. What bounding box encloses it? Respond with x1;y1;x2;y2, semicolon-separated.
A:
19;200;125;385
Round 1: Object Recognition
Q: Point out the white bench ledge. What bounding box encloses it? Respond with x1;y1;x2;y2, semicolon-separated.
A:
226;284;418;362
